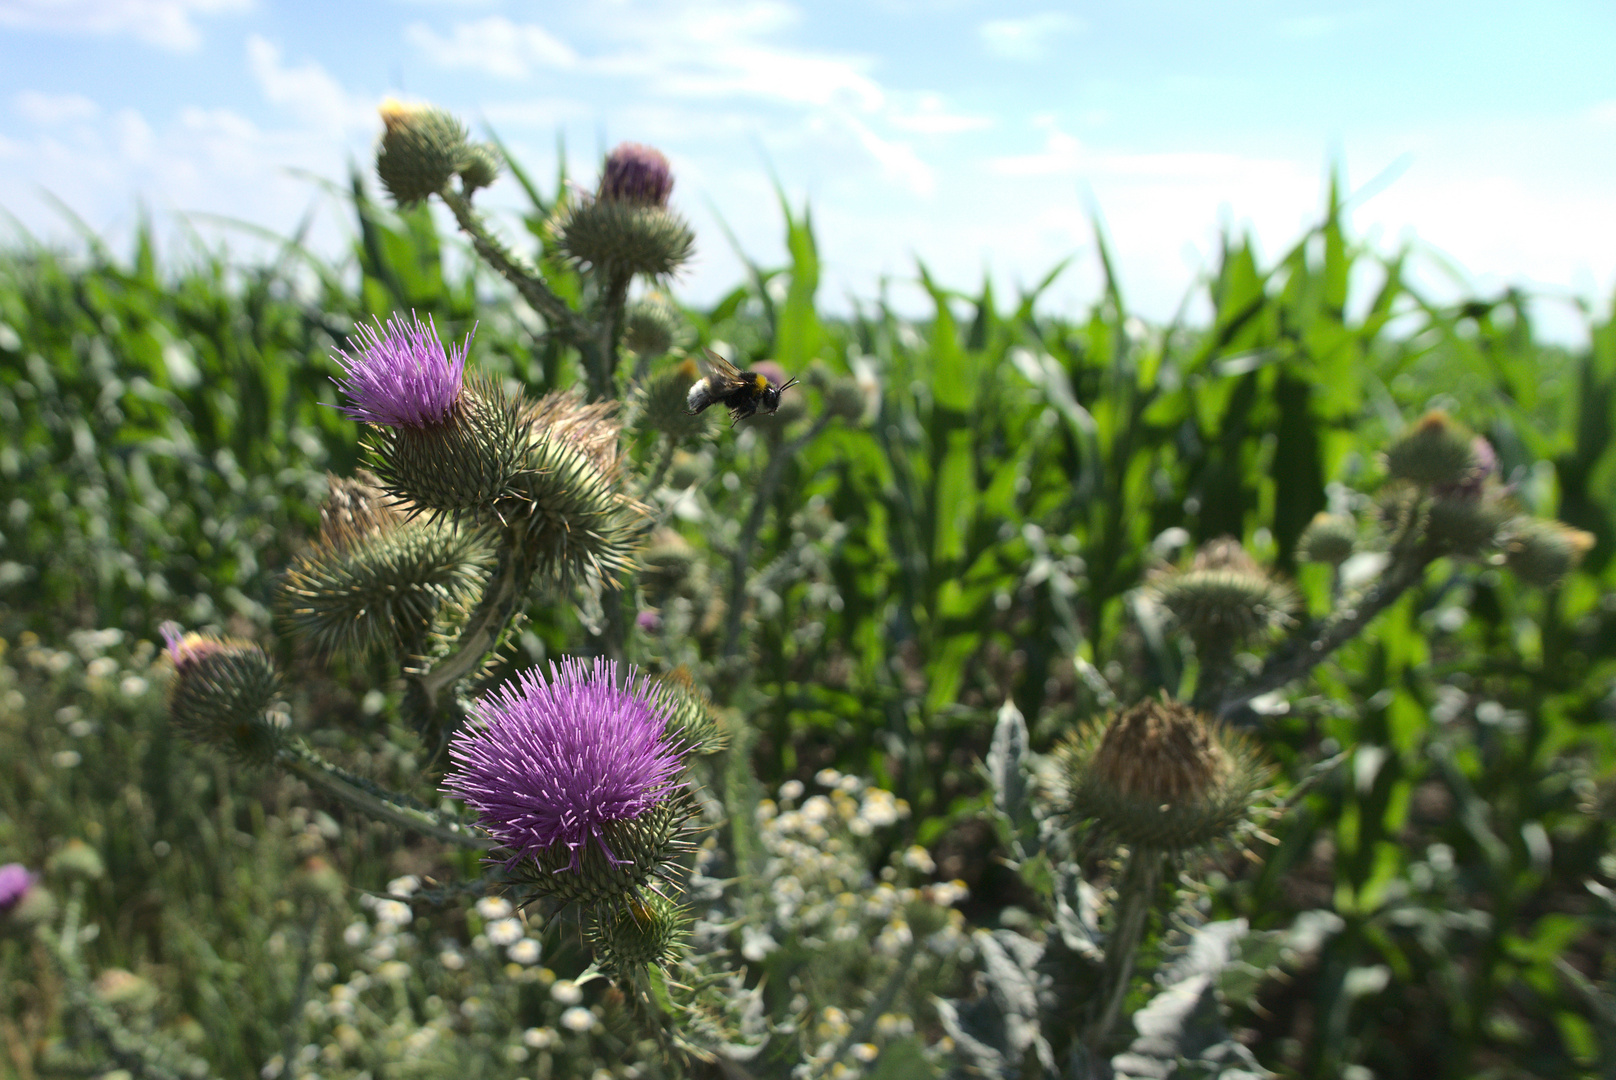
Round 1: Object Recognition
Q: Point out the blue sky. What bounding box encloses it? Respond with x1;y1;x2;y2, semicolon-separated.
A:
2;0;1614;337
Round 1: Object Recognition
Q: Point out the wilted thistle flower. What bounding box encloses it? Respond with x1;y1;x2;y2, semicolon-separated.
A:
375;99;469;206
1384;411;1483;489
277;471;488;659
161;623;286;764
333;312;468;429
1503;518;1596;588
599;143;674;207
444;658;691;906
1059;697;1270;851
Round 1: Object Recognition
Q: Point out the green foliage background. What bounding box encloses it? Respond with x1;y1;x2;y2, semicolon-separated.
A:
1;161;1614;1078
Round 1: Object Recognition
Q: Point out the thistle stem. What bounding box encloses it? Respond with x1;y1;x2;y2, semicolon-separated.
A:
1089;846;1164;1053
279;740;493;850
440;188;591;351
416;525;535;709
588;266;632;402
722;414;834;661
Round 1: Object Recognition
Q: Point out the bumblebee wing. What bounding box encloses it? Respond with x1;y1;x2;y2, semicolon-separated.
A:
699;347;746;389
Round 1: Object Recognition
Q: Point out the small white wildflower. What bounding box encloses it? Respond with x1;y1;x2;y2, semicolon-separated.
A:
86;657;118;680
876;920;913;955
507;938;541;965
376;960;410;982
368;939;397;962
475;895;513;920
311;962;336;984
814;768;842;787
52;750;81;768
386;875;420;897
342;921;368;947
560;1005;595;1032
874;1012;913;1038
837;774;863;794
902;845;936;874
741;925;779;962
551;978;584;1005
523;1026;557;1049
926;880;970;907
860;790;900;827
778;779;804;801
852;1042;879;1062
592;1070;613;1080
506;1045;529;1063
374;899;412;926
260;1054;285;1080
800;795;832;823
119;675;148;697
439;948;465;970
486;917;524;946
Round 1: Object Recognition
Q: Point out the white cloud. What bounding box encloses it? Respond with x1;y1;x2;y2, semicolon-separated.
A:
888;94;992;135
13;91;101;125
246;35;375;136
978;12;1084;61
0;0;249;51
405;16;578;79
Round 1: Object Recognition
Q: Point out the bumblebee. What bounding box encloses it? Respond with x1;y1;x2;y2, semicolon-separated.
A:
686;349;800;425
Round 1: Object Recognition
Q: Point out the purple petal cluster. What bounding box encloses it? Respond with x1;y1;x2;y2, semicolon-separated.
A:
0;863;33;911
599;142;673;207
160;621;231;671
444;658;686;871
332;313;469;428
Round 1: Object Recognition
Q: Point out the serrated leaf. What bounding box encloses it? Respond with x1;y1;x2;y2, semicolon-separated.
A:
988;698;1031;829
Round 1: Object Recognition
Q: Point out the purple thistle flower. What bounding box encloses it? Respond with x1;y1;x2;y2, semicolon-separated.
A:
599;142;674;207
332;312;469;428
0;864;33;911
444;658;686;872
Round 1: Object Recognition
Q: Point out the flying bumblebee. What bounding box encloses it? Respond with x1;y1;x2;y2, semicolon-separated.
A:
687;349;800;425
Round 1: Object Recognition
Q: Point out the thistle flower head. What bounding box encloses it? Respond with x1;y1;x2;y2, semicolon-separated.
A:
332;313;469;429
599;142;674;207
0;864;33;911
444;659;689;902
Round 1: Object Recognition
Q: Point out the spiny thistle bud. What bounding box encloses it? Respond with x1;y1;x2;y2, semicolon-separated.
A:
457;142;503;193
376;99;469;207
1297;512;1357;566
1425;494;1510;557
656;667;726;755
632;359;710;444
1384;411;1482;489
587;891;689;971
639;529;700;604
1059;697;1270;851
552;199;696;280
47;839;104;882
507;394;644;587
443;658;693;907
1502;518;1595;588
823;376;869;423
277;471;488;659
600;142;674;207
162;623;286;765
624;294;687;357
369;381;534;524
1150;541;1296;650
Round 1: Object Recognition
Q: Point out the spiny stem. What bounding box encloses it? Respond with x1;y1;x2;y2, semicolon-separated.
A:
280;740;492;850
415;525;535;709
1089;846;1164;1053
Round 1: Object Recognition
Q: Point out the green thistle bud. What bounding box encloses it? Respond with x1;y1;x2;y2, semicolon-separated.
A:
1384;411;1481;488
1150;541;1296;652
277;472;489;659
1503;518;1595;588
656;667;726;755
366;380;533;525
162;625;286;765
505;798;694;907
632;358;710;443
457;142;503;193
507;394;645;587
640;529;699;605
1059;697;1270;851
1425;495;1510;557
551;198;696;279
666;450;709;490
588;891;689;971
823;377;868;423
624;295;687;357
1296;512;1357;566
375;99;469;206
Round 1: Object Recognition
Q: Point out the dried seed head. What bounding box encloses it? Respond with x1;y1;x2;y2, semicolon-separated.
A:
1060;697;1271;851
